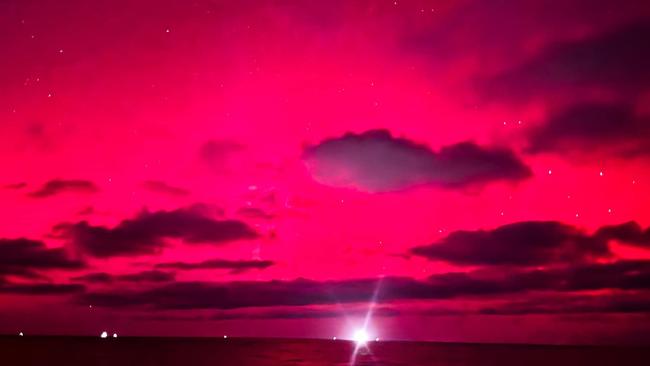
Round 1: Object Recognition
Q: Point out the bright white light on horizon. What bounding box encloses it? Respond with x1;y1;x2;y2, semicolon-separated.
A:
352;329;369;346
100;331;108;339
113;333;118;338
348;278;383;365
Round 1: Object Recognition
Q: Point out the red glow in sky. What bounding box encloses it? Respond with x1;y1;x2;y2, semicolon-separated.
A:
2;0;650;344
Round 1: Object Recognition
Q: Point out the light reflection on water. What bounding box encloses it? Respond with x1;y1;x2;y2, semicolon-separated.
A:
2;336;650;366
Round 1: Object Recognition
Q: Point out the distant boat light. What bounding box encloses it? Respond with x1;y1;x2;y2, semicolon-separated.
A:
100;331;108;339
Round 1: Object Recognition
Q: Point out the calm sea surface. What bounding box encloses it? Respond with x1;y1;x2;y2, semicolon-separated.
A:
1;336;649;366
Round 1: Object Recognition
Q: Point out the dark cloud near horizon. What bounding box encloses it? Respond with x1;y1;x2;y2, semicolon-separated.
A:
80;260;650;310
480;20;650;103
412;221;609;266
209;306;400;320
0;238;84;279
72;270;175;283
526;103;650;156
118;270;175;282
595;221;650;247
538;260;650;292
0;282;85;295
71;272;113;284
144;292;650;321
80;277;428;309
303;130;531;192
156;258;274;274
479;292;650;315
54;205;258;258
28;179;98;198
142;306;400;322
142;180;190;196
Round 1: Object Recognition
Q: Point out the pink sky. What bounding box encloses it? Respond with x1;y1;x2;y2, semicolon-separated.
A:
1;0;650;344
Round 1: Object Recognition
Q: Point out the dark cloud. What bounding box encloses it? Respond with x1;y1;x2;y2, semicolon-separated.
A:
71;272;113;284
3;182;27;190
236;207;274;220
79;261;650;310
138;307;399;322
142;180;190;196
29;179;98;198
412;221;609;266
156;258;274;274
199;139;244;169
0;282;85;295
596;221;650;247
118;270;175;283
414;292;650;316
527;103;650;156
0;266;44;280
481;21;650;102
447;260;650;295
54;205;258;258
553;260;650;291
404;1;650;71
303;130;531;192
77;206;95;216
0;238;84;279
209;306;400;320
72;270;175;283
479;293;650;315
80;277;417;309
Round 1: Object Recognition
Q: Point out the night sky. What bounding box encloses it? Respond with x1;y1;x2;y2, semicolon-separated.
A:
2;0;650;345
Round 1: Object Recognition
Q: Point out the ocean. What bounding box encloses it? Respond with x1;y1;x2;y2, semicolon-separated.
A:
1;336;649;365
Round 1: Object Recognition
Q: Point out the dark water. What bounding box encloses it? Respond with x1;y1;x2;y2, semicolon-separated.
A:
1;336;649;366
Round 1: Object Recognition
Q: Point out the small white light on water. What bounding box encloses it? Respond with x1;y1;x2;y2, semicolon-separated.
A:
113;333;118;338
332;336;337;340
19;332;24;336
100;331;108;339
223;335;228;339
